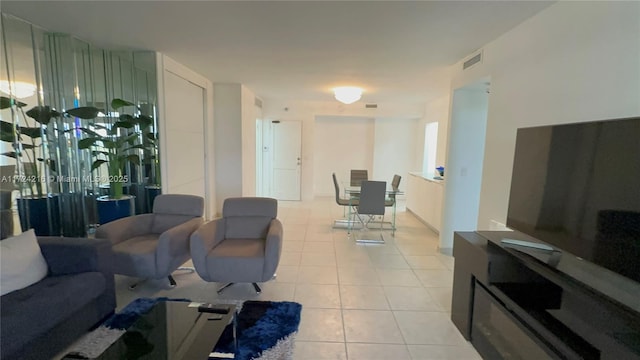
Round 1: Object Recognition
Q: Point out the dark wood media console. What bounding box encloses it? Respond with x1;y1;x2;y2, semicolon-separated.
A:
451;231;640;359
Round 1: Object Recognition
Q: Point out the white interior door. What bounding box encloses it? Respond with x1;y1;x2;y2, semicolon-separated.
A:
163;71;206;200
272;120;301;200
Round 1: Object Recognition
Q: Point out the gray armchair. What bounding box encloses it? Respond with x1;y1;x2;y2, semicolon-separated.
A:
96;194;204;288
190;197;282;294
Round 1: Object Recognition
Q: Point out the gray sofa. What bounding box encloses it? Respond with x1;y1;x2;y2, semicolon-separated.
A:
0;237;116;360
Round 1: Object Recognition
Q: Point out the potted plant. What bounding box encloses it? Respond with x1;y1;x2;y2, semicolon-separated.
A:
138;103;161;212
78;98;145;224
0;96;98;235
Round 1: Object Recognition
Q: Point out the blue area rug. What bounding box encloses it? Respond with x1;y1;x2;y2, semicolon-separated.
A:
211;300;303;360
104;297;190;329
67;298;302;360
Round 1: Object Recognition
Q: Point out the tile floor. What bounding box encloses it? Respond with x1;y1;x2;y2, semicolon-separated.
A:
115;197;481;360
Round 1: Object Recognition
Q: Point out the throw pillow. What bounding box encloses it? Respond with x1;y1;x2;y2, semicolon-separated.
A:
1;229;48;296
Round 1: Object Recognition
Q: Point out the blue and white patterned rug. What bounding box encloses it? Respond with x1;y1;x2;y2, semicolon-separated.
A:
211;300;302;360
66;298;302;360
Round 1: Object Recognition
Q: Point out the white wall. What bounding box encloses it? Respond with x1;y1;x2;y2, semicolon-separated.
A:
314;116;375;196
214;83;258;212
241;85;257;197
372;117;419;192
449;1;640;230
262;100;424;200
213;83;242;213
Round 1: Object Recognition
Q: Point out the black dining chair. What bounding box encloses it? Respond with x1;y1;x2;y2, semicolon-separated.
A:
333;173;359;211
350;169;368;187
386;174;402;207
351;180;387;243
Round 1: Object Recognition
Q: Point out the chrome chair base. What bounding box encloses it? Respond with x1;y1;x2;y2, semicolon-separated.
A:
128;267;194;290
128;279;146;290
176;266;195;273
217;282;262;294
354;227;386;244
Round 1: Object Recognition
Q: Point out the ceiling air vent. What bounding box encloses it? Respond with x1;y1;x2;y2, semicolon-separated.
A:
463;50;483;70
365;104;378;109
254;97;263;108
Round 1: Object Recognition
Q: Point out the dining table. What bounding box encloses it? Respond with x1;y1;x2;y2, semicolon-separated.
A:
333;181;403;236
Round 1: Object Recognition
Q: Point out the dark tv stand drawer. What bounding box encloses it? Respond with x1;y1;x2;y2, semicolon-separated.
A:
452;231;640;360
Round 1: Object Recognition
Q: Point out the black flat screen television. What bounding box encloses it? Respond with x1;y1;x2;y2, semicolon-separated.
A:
506;117;640;283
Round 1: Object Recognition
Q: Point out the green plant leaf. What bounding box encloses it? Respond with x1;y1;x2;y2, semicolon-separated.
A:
0;96;11;109
125;134;139;145
111;98;134;110
137;115;153;129
66;106;99;119
119;114;135;122
26;106;61;125
78;127;102;138
1;151;18;158
88;123;109;131
0;121;16;142
102;139;117;149
123;144;146;152
20;127;43;139
91;159;108;171
0;131;15;143
78;137;99;149
113;120;135;129
124;154;140;166
0;96;27;109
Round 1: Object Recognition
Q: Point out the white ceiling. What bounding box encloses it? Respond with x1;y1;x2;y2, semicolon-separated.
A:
2;1;553;105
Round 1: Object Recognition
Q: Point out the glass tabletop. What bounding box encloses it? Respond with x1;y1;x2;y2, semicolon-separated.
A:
63;301;235;360
343;184;404;195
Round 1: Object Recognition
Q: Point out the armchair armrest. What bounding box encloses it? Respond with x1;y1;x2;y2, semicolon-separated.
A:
37;237;113;276
156;217;204;273
95;214;154;245
190;218;225;282
263;218;283;280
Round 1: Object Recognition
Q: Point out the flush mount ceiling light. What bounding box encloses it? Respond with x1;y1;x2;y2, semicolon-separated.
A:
0;80;37;99
333;86;363;104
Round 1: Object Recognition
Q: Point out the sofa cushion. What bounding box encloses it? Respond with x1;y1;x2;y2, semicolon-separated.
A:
0;272;106;356
1;229;48;296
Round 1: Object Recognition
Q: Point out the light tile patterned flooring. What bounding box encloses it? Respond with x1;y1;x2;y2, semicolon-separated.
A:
115;197;481;360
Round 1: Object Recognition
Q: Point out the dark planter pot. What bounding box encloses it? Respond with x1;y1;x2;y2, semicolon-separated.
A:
17;195;61;236
98;184;132;197
96;195;135;225
1;190;12;209
0;190;13;239
145;185;161;213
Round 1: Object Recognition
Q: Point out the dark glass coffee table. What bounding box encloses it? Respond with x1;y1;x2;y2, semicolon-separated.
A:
63;301;236;360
